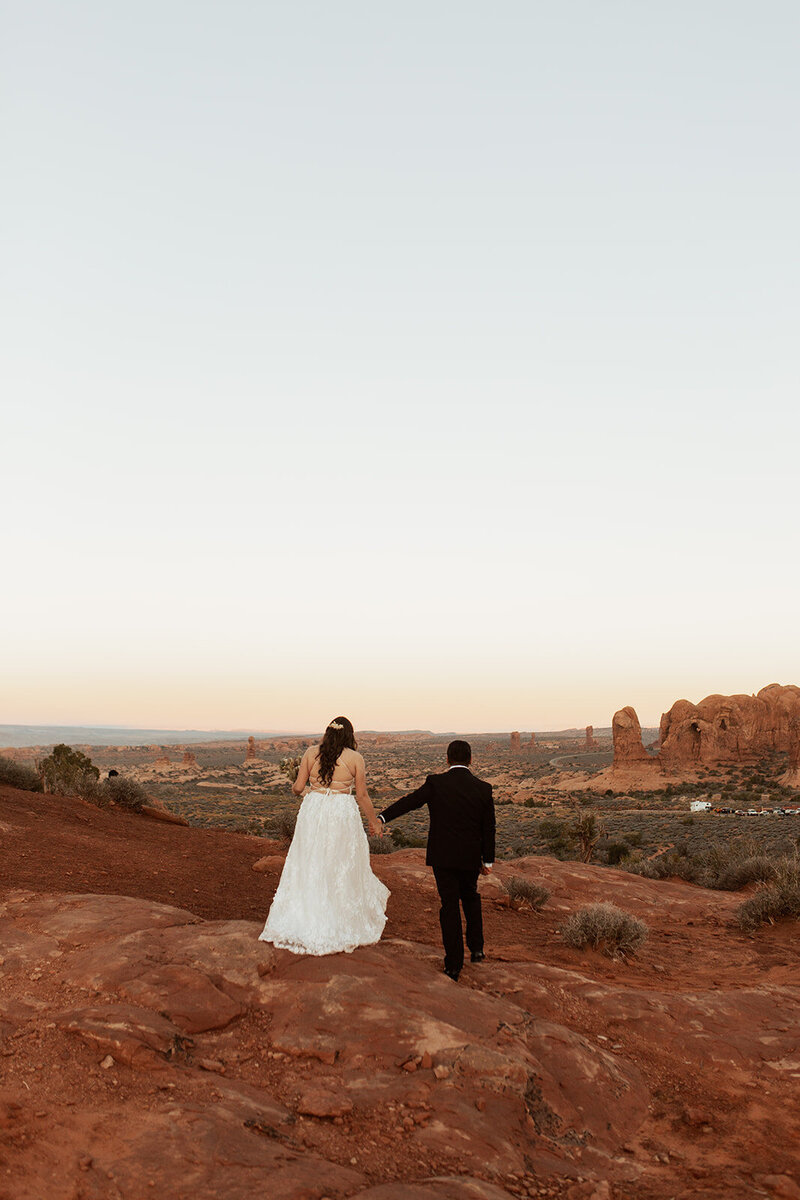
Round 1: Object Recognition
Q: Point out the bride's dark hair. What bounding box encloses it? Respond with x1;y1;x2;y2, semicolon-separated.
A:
316;716;356;786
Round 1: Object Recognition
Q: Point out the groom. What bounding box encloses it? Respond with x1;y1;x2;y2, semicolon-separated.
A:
378;740;495;982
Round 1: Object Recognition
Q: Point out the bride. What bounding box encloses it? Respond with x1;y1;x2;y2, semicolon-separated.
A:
259;717;389;956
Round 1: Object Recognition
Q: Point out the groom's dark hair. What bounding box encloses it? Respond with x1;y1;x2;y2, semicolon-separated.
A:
447;739;472;766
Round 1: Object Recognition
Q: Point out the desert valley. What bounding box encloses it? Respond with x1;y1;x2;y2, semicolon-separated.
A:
2;684;800;1199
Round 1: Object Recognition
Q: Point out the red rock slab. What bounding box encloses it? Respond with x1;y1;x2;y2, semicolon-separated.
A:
18;891;200;943
112;962;245;1033
252;854;286;872
141;803;190;825
60;917;275;1011
261;942;649;1158
296;1085;354;1117
90;1100;366;1200
53;1003;188;1068
352;1179;517;1199
0;922;59;970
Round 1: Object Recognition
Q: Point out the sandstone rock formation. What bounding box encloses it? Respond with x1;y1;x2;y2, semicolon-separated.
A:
658;683;800;768
245;735;258;761
529;732;536;746
585;725;598;750
612;707;652;764
181;750;198;768
509;732;520;752
779;720;800;787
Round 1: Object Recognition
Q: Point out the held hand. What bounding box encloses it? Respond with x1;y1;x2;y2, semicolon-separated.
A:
480;864;492;875
368;819;383;838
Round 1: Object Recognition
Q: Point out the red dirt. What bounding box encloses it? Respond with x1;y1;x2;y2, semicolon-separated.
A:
2;785;800;1200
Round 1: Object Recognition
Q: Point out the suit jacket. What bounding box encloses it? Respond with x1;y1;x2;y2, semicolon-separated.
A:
379;767;495;872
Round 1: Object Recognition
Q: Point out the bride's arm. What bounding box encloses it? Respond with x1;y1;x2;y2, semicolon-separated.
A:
354;754;381;837
292;748;312;797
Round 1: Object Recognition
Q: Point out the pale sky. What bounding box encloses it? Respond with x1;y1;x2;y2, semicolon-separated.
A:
3;2;799;733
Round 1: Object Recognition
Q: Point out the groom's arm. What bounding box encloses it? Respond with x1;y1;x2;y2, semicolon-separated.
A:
481;785;496;867
378;775;435;824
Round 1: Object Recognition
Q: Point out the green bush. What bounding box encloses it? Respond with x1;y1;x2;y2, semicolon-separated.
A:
604;841;632;866
504;877;550;910
37;744;99;798
561;902;648;957
736;856;800;932
0;756;42;792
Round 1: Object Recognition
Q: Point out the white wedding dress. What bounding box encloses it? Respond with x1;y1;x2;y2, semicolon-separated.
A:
259;788;389;956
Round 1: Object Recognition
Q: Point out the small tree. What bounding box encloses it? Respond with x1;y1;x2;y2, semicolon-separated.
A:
38;744;99;796
569;810;603;863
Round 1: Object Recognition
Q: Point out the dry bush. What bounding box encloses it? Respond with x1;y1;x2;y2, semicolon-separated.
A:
102;775;148;813
504;877;550;911
0;757;42;792
710;854;775;891
736;855;800;932
626;836;778;891
561;902;648;957
368;835;394;854
264;811;297;841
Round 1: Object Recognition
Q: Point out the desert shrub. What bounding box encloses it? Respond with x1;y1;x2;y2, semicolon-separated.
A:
102;775;148;812
561;902;648;957
504;877;550;911
37;744;100;798
263;811;297;840
390;826;427;849
711;854;775;891
626;837;779;892
0;757;42;791
736;856;800;932
604;841;632;866
368;835;394;854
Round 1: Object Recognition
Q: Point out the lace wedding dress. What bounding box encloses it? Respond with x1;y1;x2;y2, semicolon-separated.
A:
259;789;389;956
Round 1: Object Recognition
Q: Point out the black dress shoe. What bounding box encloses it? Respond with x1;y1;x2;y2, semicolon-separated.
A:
471;951;485;963
443;967;460;982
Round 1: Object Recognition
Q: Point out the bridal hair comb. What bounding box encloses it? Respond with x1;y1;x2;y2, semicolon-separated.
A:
328;721;343;730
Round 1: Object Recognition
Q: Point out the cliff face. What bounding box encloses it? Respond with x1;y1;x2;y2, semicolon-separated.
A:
658;683;800;767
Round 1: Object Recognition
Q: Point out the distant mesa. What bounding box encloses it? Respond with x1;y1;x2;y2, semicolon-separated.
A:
606;683;800;780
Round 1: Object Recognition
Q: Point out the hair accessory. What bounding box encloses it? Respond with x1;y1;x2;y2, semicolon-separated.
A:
329;721;343;730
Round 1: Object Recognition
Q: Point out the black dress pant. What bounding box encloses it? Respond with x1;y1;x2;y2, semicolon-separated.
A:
433;867;483;975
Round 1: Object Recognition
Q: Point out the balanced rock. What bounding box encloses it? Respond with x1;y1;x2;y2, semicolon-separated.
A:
612;707;651;764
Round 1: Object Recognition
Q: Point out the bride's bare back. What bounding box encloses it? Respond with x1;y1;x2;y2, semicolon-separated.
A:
305;745;360;792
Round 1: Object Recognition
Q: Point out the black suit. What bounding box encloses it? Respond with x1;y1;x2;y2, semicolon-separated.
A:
379;767;495;976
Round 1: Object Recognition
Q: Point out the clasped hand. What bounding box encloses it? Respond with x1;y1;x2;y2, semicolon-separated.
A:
368;818;383;838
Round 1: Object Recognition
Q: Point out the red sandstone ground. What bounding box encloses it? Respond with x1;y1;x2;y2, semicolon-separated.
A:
2;784;800;1200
